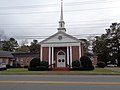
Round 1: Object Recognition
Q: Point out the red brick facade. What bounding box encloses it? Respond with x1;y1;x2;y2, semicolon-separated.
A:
40;46;82;68
72;46;79;61
42;47;49;61
41;46;81;68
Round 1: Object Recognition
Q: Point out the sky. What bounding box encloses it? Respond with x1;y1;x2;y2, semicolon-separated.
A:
0;0;120;44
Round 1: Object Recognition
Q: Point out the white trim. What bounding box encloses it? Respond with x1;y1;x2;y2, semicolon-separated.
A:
41;43;80;47
79;43;81;59
67;46;69;66
70;46;72;68
40;31;81;44
49;47;51;66
57;50;66;67
51;47;54;68
40;46;42;61
57;50;65;55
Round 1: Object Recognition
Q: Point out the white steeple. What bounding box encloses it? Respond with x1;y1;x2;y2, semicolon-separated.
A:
57;0;66;32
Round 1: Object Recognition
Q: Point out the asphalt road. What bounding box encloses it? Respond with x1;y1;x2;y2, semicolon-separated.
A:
0;75;120;90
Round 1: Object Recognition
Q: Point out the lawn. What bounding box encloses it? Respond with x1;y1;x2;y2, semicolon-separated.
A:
0;68;120;75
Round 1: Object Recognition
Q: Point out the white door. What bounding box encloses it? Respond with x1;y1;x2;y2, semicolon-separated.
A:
57;51;66;68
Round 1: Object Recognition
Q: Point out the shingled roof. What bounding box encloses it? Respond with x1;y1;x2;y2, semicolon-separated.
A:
12;52;39;57
0;50;14;58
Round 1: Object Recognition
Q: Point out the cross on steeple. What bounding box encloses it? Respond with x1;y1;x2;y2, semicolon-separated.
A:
57;0;66;32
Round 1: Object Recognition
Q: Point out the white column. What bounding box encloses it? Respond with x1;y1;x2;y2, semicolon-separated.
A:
79;44;81;67
67;46;69;67
51;47;54;68
49;47;51;66
70;46;72;68
79;43;81;59
40;46;43;61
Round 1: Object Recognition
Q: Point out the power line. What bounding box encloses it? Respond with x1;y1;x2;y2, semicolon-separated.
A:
0;0;119;9
0;22;113;26
0;22;112;29
8;34;102;37
0;18;117;30
1;7;120;15
6;33;102;39
0;6;119;15
0;26;109;29
0;18;119;25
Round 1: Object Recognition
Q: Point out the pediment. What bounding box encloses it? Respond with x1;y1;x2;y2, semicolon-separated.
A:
40;31;81;44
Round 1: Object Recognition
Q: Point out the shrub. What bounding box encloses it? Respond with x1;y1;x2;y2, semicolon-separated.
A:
71;66;80;70
6;65;10;68
29;58;40;67
36;66;48;71
24;66;28;68
40;61;49;68
0;68;7;71
72;60;81;70
97;61;106;68
80;56;92;67
28;58;49;71
80;56;94;70
80;65;94;71
38;61;49;70
11;62;22;68
72;60;80;67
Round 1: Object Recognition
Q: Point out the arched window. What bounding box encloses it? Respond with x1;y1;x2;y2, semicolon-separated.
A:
58;51;65;55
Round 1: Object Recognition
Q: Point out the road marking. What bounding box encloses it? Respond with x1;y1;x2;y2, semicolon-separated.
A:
0;81;120;85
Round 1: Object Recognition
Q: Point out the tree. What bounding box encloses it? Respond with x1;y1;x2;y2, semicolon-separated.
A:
93;23;120;66
17;45;30;52
1;38;19;52
16;39;30;52
106;23;120;66
29;39;40;53
20;39;29;46
93;35;110;64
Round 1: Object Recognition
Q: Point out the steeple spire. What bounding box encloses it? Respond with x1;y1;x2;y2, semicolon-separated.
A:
57;0;66;32
60;0;63;21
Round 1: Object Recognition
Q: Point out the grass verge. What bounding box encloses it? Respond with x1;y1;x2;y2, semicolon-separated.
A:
0;68;120;75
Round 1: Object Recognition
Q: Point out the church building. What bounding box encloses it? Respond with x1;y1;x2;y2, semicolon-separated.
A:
40;0;84;69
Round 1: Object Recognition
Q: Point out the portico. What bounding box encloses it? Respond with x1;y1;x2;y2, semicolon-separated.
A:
40;34;82;68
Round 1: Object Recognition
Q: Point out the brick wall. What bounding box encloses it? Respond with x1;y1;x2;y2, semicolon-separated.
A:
42;47;49;62
72;46;79;61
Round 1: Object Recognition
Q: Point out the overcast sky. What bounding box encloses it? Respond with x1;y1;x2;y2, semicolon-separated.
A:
0;0;120;43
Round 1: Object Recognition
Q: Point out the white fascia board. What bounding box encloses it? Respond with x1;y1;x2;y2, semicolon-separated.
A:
41;42;80;47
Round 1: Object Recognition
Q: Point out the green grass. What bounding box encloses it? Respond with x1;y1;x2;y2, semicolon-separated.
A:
0;68;120;75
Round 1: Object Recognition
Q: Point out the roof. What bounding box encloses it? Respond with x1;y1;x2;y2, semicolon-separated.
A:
40;31;81;44
0;50;14;58
12;52;39;57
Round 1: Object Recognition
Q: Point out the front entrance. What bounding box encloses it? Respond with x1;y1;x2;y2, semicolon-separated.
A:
57;50;66;68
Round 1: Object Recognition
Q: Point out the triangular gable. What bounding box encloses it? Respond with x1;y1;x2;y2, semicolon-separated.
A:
40;31;81;44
